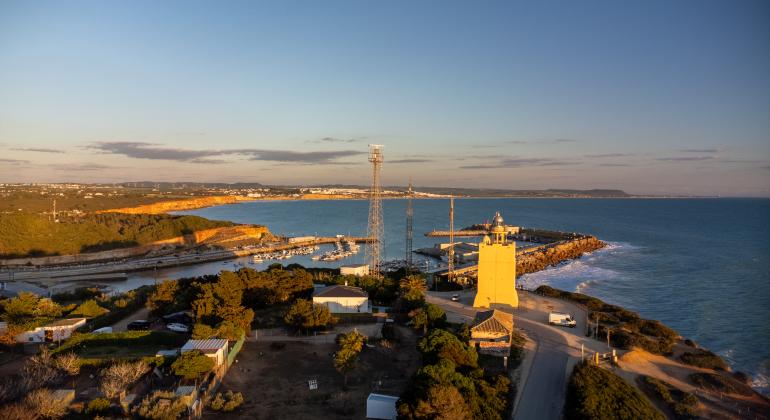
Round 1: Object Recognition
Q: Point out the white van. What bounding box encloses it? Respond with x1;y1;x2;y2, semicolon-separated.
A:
548;312;577;328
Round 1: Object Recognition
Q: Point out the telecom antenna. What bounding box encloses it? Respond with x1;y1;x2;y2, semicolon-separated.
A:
366;145;384;278
405;179;413;269
448;196;455;281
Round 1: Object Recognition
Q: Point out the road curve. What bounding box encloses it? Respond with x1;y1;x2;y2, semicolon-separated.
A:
425;294;570;420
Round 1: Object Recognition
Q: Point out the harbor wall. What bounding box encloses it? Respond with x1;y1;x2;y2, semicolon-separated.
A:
516;236;606;276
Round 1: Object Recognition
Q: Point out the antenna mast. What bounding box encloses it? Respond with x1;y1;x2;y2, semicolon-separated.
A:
448;196;455;281
405;179;413;269
366;145;384;278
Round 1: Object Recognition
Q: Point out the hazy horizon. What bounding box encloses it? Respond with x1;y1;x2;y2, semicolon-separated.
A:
1;1;768;197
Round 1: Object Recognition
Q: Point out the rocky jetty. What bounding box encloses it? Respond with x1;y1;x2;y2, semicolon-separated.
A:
517;236;606;276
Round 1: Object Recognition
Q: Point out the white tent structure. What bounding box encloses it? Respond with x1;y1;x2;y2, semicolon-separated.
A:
366;393;399;419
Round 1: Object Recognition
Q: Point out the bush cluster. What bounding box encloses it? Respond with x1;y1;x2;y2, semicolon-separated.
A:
642;376;698;419
564;362;664;420
679;350;728;371
210;390;244;412
688;372;754;396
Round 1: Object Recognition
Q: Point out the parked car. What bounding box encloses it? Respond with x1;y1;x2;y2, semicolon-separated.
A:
451;294;460;302
92;327;112;334
166;323;190;333
127;320;151;331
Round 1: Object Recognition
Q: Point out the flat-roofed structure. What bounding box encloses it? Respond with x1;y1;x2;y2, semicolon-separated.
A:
313;285;370;313
181;338;229;366
366;393;399;419
340;264;370;277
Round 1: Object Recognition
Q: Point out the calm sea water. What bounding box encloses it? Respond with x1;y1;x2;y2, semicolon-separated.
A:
141;198;769;393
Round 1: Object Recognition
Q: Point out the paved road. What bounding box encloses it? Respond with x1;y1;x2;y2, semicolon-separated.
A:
512;316;569;420
110;307;150;332
426;291;580;420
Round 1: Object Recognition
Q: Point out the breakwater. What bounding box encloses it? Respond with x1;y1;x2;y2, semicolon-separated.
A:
517;236;606;276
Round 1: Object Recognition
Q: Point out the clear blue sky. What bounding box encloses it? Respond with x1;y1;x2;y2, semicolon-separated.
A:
1;0;768;195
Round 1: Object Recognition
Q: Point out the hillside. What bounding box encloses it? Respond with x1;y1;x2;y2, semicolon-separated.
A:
97;195;255;214
0;213;235;258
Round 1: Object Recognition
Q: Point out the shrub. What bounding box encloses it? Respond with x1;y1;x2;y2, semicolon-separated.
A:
70;300;109;318
86;397;111;415
565;362;664;420
688;372;753;396
210;390;244;412
132;390;187;420
25;388;70;419
171;350;214;380
283;299;334;332
679;350;728;371
100;360;149;398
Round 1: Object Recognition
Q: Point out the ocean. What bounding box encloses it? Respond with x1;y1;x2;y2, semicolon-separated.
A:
141;198;769;394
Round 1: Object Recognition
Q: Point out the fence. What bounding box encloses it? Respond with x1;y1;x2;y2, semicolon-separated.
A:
226;334;245;367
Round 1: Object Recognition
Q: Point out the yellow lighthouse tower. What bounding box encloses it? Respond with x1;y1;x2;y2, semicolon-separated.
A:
473;211;518;309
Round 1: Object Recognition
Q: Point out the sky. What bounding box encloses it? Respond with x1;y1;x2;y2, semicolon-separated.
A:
0;1;768;196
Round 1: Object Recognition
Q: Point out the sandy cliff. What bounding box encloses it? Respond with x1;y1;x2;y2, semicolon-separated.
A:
97;195;254;214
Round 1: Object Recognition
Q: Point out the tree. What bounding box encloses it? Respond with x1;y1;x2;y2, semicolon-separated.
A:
399;275;427;310
70;299;109;318
333;330;366;386
409;304;447;334
216;320;245;340
26;388;69;419
22;347;63;392
283;299;333;332
146;280;178;314
100;360;149;399
2;292;41;322
418;329;478;368
171;350;214;380
413;385;471;419
191;323;215;339
33;298;63;318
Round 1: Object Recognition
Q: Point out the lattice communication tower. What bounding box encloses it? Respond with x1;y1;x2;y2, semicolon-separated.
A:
448;196;455;281
366;145;384;277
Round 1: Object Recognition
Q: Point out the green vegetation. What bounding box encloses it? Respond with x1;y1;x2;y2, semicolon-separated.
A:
69;299;109;318
688;372;754;396
210;390;245;412
171;350;215;380
680;349;728;370
132;390;187;420
397;281;510;420
641;376;698;419
283;299;335;332
564;362;664;420
536;285;679;355
398;275;427;311
0;292;63;334
52;331;186;364
0;212;233;258
86;397;111;415
333;330;366;386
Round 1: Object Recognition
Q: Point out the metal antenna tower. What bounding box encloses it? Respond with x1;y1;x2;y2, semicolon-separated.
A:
448;196;455;281
366;145;384;278
405;179;413;269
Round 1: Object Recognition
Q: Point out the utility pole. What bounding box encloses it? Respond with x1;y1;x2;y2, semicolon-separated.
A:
405;179;413;270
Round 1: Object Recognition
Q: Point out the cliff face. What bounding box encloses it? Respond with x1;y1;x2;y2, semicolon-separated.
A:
517;237;606;276
97;195;254;214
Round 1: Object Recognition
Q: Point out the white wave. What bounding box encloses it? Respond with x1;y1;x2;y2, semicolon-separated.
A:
518;259;619;293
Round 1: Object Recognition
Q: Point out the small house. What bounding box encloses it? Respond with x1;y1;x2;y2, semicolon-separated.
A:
313;285;370;313
181;339;229;366
14;318;86;343
366;393;399;419
469;310;514;357
340;264;370;277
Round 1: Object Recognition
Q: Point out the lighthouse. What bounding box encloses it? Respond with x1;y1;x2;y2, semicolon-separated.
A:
473;211;518;309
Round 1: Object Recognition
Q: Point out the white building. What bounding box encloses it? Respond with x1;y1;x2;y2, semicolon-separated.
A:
340;264;370;277
181;339;229;366
313;285;370;313
366;393;399;419
7;318;86;343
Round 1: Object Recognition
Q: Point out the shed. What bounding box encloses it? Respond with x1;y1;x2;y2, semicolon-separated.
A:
181;339;229;366
366;393;399;419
